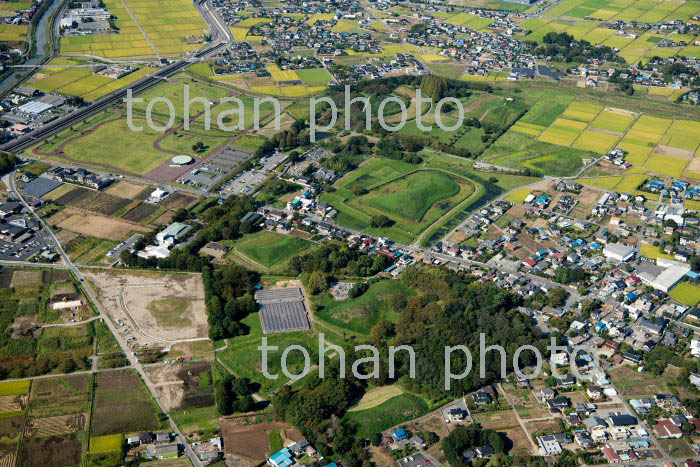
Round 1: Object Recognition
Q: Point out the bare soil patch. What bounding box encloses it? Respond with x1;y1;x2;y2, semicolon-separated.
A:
163;192;200;209
655;145;694;159
84;270;208;344
220;420;302;462
103;180;150;199
49;208;152;241
684;157;700;173
145;363;214;412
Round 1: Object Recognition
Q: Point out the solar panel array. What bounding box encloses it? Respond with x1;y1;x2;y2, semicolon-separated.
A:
255;287;310;334
21;177;63;198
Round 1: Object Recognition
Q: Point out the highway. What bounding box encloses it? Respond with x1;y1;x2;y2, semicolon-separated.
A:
0;0;230;154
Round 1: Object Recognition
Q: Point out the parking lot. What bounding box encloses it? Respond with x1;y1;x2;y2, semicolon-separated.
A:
0;235;50;261
398;452;437;467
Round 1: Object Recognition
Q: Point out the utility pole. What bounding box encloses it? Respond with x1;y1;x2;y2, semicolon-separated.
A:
89;45;94;73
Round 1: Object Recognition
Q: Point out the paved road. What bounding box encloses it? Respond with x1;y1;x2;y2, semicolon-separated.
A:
3;170;204;467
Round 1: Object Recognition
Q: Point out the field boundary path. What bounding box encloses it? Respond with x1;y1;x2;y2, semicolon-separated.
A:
2;170;204;467
118;0;161;60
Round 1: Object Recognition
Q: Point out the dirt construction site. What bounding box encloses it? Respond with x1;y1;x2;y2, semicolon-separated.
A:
84;270;209;349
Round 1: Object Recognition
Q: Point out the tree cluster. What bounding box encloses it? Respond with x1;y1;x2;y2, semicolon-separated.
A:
203;264;259;340
442;424;505;467
215;373;255;415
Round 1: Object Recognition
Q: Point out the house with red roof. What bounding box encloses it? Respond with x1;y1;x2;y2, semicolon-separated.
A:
653;419;682;439
601;445;621;464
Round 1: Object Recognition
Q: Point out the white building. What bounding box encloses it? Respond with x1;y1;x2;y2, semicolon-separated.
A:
603;243;635;262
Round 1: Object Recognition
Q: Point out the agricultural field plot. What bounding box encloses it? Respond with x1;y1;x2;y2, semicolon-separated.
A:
0;394;27;414
37;325;93;357
572;129;621;154
561;101;603;122
145;363;214;413
60;0;207;59
660;120;700;153
539;118;588;146
609;365;676;396
85;270;208;343
312;279;415;339
644;152;690;178
224;230;316;273
25;413;87;438
573;176;623;190
295;68;334;86
590;108;637;133
49;207;152;242
669;282;700;307
27;59;157;101
120;202;161;224
17;434;83;467
0;414;25;458
220;420;302;463
613;174;647;194
89;434;122;455
348;385;404;412
52;186;132;216
544;0;700;24
28;375;92;418
91;369;164;436
0;24;26;43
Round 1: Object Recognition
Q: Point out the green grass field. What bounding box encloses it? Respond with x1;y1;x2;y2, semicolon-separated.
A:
640;242;675;261
480;130;594;176
225;231;315;273
90;434;122;454
313;279;414;338
59;118;171;175
365;171;460;222
322;157;478;243
504;188;533;204
295;69;333;86
343;393;430;438
217;312;318;395
0;380;30;396
670;282;700;307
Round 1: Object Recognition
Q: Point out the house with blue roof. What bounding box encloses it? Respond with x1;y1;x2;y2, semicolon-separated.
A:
392;429;409;441
269;448;295;467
